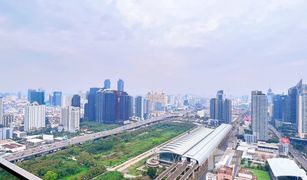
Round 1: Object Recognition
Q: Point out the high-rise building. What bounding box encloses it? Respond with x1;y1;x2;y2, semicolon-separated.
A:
52;91;62;107
104;79;111;89
267;88;274;105
223;99;232;124
0;97;3;125
143;98;150;119
95;89;117;124
48;94;53;105
119;94;132;121
135;96;144;120
210;91;232;123
288;83;300;124
71;94;81;108
27;89;35;102
117;79;124;92
296;80;307;138
28;89;45;105
61;106;80;132
210;98;218;119
272;94;288;121
24;103;46;131
251;91;268;141
3;114;14;127
84;87;100;121
0;127;13;140
217;90;224;120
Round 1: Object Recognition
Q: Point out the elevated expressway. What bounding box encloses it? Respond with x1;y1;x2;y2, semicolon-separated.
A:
4;114;180;162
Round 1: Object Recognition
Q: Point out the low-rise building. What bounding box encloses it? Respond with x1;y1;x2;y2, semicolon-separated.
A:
0;140;26;153
26;138;44;147
13;131;27;139
234;169;256;180
215;149;243;180
42;134;54;143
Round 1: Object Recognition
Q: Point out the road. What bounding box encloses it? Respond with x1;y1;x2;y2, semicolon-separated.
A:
4;114;180;162
268;124;307;171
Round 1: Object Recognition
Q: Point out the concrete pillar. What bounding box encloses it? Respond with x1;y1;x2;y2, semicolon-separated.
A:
208;154;214;170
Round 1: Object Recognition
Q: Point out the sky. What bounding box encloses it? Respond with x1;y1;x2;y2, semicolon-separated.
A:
0;0;306;97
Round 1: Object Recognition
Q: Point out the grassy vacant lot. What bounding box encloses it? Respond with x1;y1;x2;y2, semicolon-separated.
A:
248;168;270;180
96;171;125;180
80;121;120;132
13;122;194;180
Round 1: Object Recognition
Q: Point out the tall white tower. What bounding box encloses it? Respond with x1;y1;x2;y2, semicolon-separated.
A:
61;106;80;132
251;91;268;141
24;102;46;131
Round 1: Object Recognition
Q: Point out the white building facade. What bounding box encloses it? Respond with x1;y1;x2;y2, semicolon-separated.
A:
297;89;307;138
61;106;80;132
24;103;46;131
251;91;268;141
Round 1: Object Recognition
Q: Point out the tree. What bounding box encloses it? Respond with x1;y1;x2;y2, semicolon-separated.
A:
147;167;157;179
43;171;58;180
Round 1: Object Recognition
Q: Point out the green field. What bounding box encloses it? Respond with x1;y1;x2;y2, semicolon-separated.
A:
96;171;125;180
127;157;148;176
80;121;120;132
8;122;195;180
248;168;270;180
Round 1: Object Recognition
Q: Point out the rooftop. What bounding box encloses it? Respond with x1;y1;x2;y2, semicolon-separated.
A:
159;124;232;165
184;124;232;165
160;126;214;156
267;158;307;180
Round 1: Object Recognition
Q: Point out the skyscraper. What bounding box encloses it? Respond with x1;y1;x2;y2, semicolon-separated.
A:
24;102;46;131
117;79;124;92
216;90;224;120
84;87;100;121
95;89;117;124
272;94;288;121
61;106;80;132
71;94;81;108
104;79;111;89
223;99;232;124
210;98;218;119
0;97;3;125
135;96;144;120
296;80;307;138
52;91;62;107
28;89;45;105
251;91;268;141
143;98;150;119
210;90;232;124
119;94;133;121
27;89;35;101
288;82;301;124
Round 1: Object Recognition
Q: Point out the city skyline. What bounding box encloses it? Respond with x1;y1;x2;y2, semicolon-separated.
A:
0;1;307;96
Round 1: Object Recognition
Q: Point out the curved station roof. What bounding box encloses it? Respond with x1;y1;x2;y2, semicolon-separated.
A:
160;124;232;165
267;158;307;180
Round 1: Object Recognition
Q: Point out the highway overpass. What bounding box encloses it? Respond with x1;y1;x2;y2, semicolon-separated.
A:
4;114;178;162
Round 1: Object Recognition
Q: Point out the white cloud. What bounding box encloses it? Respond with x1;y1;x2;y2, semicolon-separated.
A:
116;0;307;48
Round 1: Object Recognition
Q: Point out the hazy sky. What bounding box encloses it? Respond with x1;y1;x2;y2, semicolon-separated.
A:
0;0;306;96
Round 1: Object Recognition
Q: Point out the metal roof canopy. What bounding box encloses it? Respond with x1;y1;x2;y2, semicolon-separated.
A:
160;126;214;156
184;124;232;165
159;124;232;165
267;158;307;180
